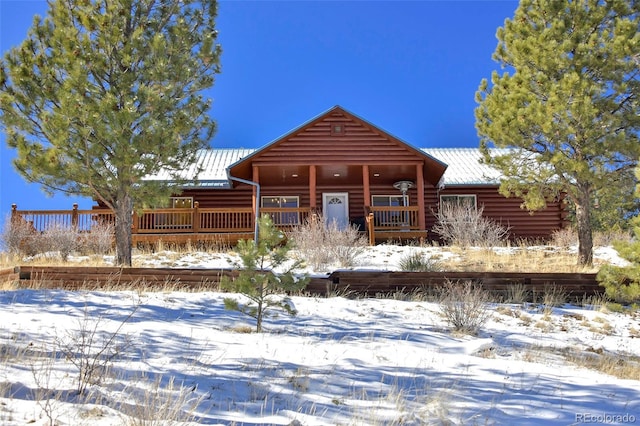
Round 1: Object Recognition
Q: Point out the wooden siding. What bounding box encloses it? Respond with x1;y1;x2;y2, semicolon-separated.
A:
437;186;566;239
184;184;430;226
229;107;446;186
179;184;565;240
182;187;253;209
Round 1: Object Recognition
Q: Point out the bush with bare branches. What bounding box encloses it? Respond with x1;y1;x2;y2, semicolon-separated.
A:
40;223;80;261
79;221;115;255
288;214;367;271
437;280;492;335
432;203;509;247
1;214;38;256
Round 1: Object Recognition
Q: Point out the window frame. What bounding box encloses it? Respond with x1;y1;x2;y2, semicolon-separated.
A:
371;194;410;226
261;196;300;225
170;197;194;209
371;194;409;207
439;194;477;210
154;197;194;228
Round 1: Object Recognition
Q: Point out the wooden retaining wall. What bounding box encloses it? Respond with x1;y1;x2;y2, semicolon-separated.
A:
11;266;601;298
321;270;600;298
0;267;19;285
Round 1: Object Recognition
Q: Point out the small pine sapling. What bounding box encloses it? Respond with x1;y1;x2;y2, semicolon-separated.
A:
222;215;309;332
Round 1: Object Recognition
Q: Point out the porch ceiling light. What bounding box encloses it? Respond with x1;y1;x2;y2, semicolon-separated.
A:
333;173;341;177
373;173;380;177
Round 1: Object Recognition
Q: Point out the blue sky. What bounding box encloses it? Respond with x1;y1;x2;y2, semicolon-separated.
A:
0;0;518;218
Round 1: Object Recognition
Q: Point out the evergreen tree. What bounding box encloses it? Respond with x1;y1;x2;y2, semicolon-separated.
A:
222;215;309;333
475;0;640;265
597;164;640;304
0;0;221;265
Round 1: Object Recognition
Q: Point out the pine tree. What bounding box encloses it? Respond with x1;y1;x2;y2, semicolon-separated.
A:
597;164;640;304
475;0;640;265
222;215;309;333
0;0;221;265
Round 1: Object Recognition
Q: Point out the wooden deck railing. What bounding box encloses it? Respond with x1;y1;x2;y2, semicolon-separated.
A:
364;206;424;245
11;203;313;236
260;207;313;228
365;206;420;229
11;203;428;245
134;207;255;233
11;204;114;232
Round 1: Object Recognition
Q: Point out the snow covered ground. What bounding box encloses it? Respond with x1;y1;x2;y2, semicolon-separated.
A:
1;245;639;425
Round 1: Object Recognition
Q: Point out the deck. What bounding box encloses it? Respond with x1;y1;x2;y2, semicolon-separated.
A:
11;203;430;246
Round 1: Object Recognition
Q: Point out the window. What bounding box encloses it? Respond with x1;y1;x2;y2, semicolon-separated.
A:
440;195;477;209
261;196;300;225
154;197;193;228
372;195;409;207
171;197;193;209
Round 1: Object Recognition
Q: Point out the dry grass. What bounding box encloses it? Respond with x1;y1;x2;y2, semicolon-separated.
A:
0;227;622;278
523;345;640;381
437;246;599;273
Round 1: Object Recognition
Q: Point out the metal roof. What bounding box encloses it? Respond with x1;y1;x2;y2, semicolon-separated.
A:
146;148;254;188
149;147;506;187
422;148;505;186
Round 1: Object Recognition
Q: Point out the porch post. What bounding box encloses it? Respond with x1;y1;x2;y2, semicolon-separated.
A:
71;203;79;231
252;166;260;219
193;201;200;233
309;165;317;209
362;165;370;208
416;164;426;230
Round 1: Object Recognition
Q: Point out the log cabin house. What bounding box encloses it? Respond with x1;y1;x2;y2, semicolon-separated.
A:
12;106;566;245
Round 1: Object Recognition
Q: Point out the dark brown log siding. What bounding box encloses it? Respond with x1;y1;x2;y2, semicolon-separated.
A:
181;183;566;240
230;108;446;186
436;186;566;239
256;118;421;164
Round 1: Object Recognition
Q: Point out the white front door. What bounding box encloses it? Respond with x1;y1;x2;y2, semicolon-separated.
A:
323;193;349;230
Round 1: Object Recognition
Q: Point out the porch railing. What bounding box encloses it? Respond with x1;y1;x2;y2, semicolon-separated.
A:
10;203;313;235
364;206;420;230
364;205;423;245
134;207;255;233
260;207;313;228
11;204;114;232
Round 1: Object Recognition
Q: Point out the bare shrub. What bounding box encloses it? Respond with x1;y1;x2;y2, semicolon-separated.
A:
40;223;80;261
504;282;530;304
79;221;115;255
30;345;66;426
1;214;38;256
122;375;203;426
288;214;367;271
397;250;441;271
550;227;578;249
57;304;137;395
432;204;509;247
437;280;492;335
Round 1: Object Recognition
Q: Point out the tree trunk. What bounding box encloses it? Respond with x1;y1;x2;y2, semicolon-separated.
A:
114;194;133;266
256;300;263;333
575;188;593;267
